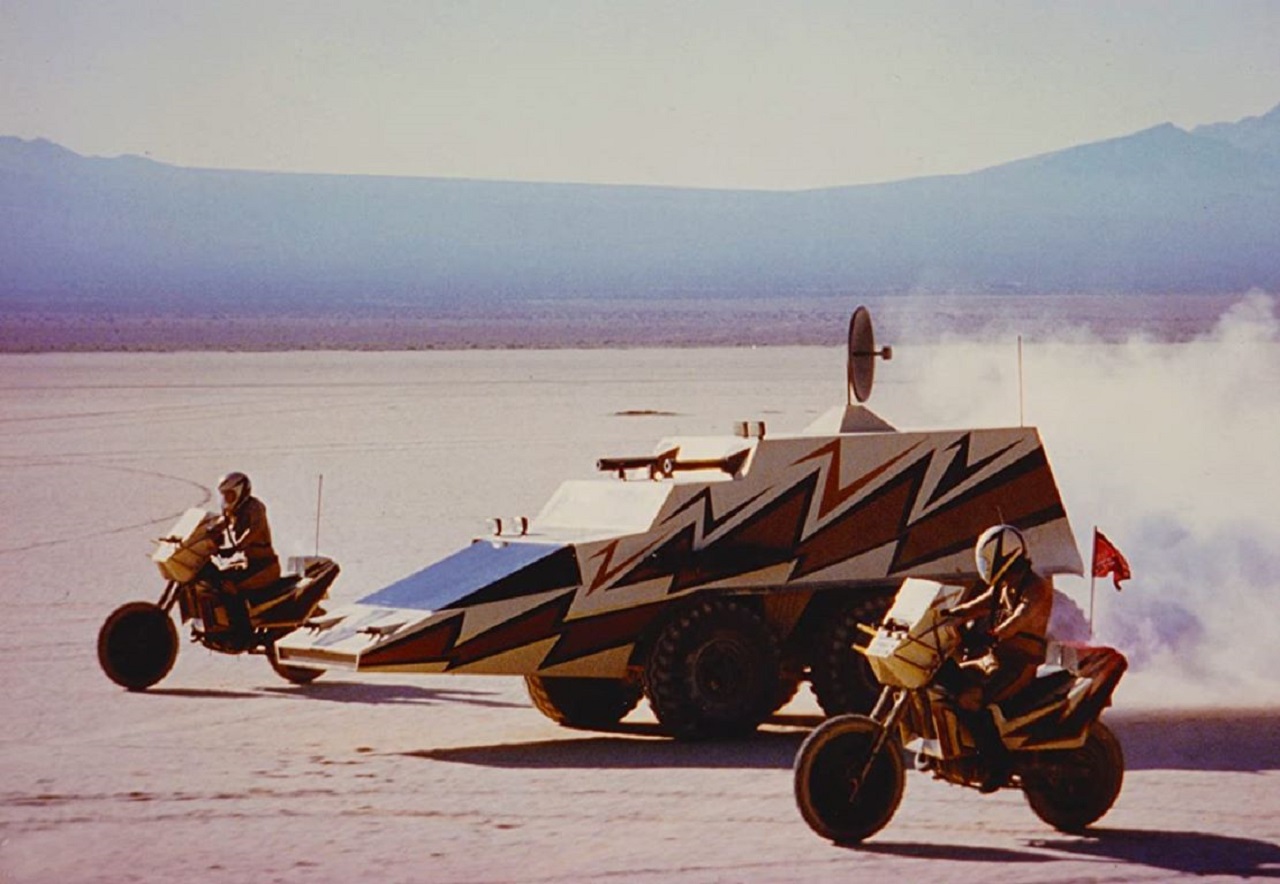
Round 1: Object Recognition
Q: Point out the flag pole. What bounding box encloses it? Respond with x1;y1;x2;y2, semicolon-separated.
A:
1088;525;1098;639
1017;335;1025;427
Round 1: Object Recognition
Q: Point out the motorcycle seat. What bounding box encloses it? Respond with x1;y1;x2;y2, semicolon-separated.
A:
242;574;303;607
995;667;1074;720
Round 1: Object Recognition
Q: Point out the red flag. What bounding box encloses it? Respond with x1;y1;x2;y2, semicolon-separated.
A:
1092;530;1131;590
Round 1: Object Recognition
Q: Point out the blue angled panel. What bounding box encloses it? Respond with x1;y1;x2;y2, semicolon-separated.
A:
359;541;579;612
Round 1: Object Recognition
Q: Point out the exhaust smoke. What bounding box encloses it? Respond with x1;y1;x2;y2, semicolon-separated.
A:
890;291;1280;706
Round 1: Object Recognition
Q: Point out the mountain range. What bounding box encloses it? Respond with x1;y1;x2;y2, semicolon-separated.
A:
3;103;1279;311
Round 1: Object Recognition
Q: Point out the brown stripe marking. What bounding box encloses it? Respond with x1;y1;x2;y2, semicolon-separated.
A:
796;439;924;519
892;447;1063;573
791;453;931;579
360;613;464;668
541;599;670;669
448;591;576;670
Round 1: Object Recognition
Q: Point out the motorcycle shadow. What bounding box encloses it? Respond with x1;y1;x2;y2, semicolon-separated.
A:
146;682;527;710
144;687;264;700
1032;828;1280;878
856;842;1057;864
262;680;529;710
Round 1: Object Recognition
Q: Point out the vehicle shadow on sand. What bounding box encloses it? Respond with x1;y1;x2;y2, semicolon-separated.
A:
402;705;1280;775
1031;828;1280;878
406;725;811;770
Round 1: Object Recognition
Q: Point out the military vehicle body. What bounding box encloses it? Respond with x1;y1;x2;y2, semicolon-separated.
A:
277;308;1083;738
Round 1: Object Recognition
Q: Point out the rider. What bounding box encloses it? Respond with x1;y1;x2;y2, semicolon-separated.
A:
945;524;1054;791
213;471;281;600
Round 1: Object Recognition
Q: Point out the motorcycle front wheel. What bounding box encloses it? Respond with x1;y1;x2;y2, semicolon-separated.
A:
1023;720;1125;833
98;601;178;690
793;714;905;844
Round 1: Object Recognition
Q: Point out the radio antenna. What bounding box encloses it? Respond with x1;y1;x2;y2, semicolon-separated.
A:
314;473;324;556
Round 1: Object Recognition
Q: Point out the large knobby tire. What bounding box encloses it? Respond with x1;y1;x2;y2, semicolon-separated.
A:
645;598;781;741
525;675;643;729
794;714;905;844
267;643;325;686
809;594;892;717
98;601;179;691
1023;721;1125;833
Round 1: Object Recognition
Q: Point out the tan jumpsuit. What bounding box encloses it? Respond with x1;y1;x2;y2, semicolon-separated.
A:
950;568;1053;703
218;496;281;594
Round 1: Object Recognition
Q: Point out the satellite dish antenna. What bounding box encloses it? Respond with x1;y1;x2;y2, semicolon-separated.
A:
847;306;893;404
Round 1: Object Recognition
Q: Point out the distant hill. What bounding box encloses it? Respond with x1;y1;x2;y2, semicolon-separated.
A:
3;103;1278;311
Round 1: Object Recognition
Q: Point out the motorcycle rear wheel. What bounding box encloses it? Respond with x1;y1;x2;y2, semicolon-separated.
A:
267;643;325;685
1023;720;1124;833
98;601;178;691
794;714;905;844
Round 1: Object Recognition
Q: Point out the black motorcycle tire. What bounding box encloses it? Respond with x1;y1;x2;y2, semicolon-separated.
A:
794;713;905;844
1023;720;1125;833
98;601;179;691
525;675;643;728
267;643;325;685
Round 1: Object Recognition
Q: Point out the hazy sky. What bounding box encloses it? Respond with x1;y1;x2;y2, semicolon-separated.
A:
3;1;1279;190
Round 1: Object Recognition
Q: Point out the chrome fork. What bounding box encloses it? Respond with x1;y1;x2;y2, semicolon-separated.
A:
850;687;907;797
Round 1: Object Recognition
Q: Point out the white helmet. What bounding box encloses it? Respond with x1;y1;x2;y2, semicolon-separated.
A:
975;524;1028;586
217;471;251;513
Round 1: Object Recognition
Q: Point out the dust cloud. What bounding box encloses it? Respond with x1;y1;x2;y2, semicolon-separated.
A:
886;292;1280;706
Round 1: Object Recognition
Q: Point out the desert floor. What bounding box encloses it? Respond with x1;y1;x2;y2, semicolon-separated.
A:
2;346;1278;883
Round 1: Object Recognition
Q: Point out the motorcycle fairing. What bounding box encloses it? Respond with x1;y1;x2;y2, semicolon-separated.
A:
278;425;1082;676
901;690;977;760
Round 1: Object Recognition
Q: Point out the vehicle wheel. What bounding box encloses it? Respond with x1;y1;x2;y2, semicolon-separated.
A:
97;601;178;691
794;714;905;844
645;597;781;741
1023;721;1125;833
809;594;892;716
267;644;325;685
525;675;643;728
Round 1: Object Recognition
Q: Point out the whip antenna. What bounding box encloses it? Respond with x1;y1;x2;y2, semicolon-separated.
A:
314;473;324;556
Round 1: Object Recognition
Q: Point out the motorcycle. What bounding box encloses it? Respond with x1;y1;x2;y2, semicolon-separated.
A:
97;508;340;690
793;578;1127;844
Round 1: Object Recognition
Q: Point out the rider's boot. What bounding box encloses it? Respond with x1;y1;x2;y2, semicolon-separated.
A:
222;586;252;637
968;708;1011;793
